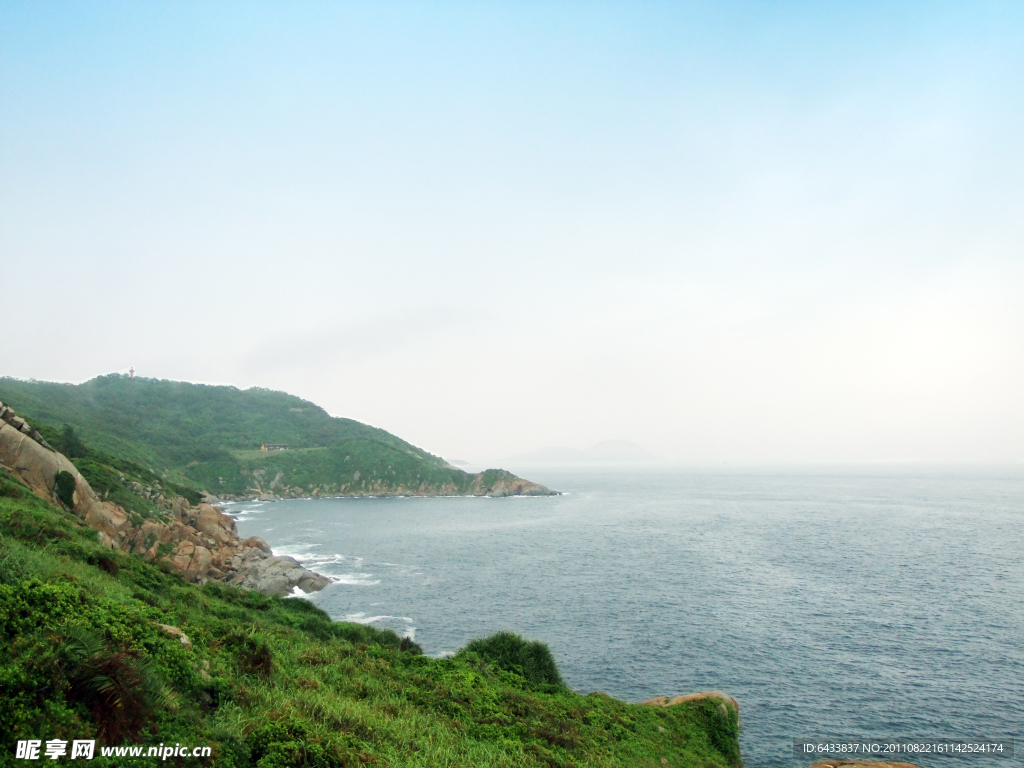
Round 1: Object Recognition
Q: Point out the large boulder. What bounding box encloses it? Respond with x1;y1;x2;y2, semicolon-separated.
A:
194;503;236;544
170;541;196;572
241;536;272;554
169;497;190;522
296;570;331;593
185;545;213;581
229;555;330;596
84;501;132;541
125;520;174;558
0;421;101;518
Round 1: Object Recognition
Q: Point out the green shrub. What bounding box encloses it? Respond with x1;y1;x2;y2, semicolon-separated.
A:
219;629;275;678
248;719;354;768
54;471;76;508
458;631;564;687
687;696;742;766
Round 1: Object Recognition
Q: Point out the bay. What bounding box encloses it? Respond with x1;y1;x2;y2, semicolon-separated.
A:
229;466;1023;767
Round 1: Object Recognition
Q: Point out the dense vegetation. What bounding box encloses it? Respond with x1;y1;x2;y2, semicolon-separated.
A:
0;466;741;767
457;631;565;687
0;375;530;498
22;416;202;521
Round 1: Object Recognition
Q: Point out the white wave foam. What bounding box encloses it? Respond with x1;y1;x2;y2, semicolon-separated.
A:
310;555;348;566
273;551;352;569
270;545;321;560
330;573;380;586
346;614;414;624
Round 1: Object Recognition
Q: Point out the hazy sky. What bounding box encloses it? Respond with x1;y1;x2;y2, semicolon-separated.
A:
2;2;1022;463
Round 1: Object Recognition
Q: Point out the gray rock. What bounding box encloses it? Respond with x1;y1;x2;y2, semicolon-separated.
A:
241;536;272;554
297;571;331;592
229;555;330;596
154;623;192;648
169;497;189;522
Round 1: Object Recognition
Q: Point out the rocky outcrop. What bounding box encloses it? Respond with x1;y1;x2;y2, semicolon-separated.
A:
229;554;331;595
0;419;105;517
641;692;740;722
204;469;558;501
115;501;331;596
469;469;557;497
0;402;53;451
0;401;329;597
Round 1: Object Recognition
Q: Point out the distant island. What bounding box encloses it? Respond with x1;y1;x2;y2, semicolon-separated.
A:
0;374;556;502
508;439;662;463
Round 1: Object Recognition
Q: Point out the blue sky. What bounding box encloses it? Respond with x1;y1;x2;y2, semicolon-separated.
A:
2;2;1022;462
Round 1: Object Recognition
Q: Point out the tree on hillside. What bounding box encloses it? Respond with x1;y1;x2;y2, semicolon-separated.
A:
60;424;87;458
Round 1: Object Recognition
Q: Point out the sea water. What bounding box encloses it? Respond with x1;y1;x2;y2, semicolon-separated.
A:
228;467;1023;768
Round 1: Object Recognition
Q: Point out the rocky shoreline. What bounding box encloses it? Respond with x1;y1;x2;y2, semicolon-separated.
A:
0;401;329;597
205;474;558;503
0;397;555;595
205;487;554;504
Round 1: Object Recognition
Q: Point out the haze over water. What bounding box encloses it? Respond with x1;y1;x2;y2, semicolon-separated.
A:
231;467;1023;768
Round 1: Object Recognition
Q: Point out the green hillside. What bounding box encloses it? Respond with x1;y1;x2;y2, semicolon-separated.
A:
0;375;549;498
0;466;742;767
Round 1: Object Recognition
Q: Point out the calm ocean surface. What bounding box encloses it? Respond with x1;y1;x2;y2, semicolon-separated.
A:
228;467;1023;768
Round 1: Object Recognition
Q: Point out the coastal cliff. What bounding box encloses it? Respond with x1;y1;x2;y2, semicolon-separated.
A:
0;374;557;500
0;387;742;767
0;400;327;596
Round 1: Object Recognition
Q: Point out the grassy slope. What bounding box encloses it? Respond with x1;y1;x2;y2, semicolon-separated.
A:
0;375;499;496
0;468;740;768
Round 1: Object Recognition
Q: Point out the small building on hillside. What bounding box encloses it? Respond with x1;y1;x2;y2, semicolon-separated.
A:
260;443;289;452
